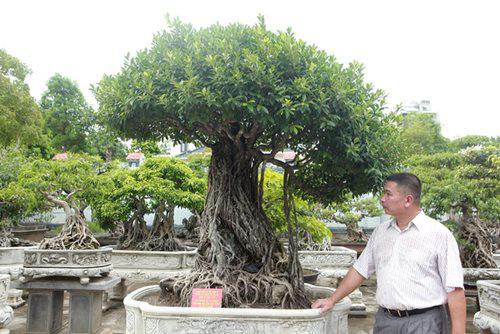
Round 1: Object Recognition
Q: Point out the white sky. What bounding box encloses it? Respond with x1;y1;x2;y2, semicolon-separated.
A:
1;0;499;138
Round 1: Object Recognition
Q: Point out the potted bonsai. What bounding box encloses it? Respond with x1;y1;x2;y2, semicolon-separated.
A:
7;154;112;284
89;157;206;282
95;16;401;332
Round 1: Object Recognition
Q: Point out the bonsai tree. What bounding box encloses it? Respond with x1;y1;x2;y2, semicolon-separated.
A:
407;143;499;268
90;157;206;251
6;154;102;249
94;17;402;308
319;193;382;242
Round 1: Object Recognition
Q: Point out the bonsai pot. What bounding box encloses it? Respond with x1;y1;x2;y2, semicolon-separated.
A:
22;247;113;284
124;283;350;334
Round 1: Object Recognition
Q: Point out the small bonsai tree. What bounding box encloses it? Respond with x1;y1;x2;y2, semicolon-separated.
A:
6;154;102;249
320;194;382;242
91;157;206;251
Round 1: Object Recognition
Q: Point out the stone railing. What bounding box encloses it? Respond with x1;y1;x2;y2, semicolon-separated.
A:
473;280;500;334
0;246;31;280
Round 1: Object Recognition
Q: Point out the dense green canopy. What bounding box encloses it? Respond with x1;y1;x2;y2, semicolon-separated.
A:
95;17;402;202
0;49;43;148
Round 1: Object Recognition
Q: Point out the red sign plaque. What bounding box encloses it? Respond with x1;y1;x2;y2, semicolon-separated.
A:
191;288;223;308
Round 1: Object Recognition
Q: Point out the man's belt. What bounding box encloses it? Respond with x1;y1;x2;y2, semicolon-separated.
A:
382;305;441;317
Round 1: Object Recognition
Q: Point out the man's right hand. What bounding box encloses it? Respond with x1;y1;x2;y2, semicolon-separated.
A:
311;298;335;314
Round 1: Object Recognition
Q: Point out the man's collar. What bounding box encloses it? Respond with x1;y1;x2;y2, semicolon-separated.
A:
387;210;426;231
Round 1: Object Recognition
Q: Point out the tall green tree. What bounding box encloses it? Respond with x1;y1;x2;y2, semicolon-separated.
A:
95;17;402;308
86;126;127;162
0;146;44;238
40;74;94;153
401;112;449;155
0;49;44;148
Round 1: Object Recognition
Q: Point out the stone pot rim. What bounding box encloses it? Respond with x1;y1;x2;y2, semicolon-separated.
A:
0;246;37;250
112;248;197;256
125;283;350;319
25;246;113;253
477;279;500;288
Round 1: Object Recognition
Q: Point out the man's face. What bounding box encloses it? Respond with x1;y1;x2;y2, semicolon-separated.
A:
380;181;409;216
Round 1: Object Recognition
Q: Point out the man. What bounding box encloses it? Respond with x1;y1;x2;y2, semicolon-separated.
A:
312;173;466;334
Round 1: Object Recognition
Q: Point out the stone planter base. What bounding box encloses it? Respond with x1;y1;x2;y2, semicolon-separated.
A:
6;289;24;308
473;280;500;334
0;247;34;309
124;284;350;334
0;275;13;331
22;247;113;284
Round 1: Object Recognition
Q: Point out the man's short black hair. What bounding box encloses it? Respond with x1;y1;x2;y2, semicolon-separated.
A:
385;173;422;205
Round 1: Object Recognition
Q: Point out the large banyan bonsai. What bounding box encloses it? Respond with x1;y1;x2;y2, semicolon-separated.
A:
94;17;401;308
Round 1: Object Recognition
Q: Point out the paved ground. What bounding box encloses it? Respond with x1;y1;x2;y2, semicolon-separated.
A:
6;285;481;333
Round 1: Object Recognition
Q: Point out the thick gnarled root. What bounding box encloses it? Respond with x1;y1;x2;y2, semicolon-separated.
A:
160;259;311;309
39;214;99;250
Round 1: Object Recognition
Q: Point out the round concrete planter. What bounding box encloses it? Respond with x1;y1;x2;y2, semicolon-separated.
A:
124;283;350;334
22;247;113;284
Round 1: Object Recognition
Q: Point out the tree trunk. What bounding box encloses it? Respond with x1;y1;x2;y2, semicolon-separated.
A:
459;212;495;268
118;201;149;250
140;203;184;251
198;141;282;276
161;141;308;308
39;196;99;250
346;222;368;242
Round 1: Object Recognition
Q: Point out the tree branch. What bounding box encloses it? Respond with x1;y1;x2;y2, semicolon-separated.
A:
42;192;72;217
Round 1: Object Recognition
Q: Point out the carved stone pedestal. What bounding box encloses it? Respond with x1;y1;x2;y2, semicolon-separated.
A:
27;290;64;334
473;280;500;334
12;276;121;334
6;289;24;308
0;275;13;334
